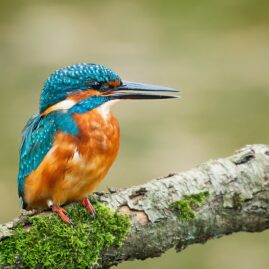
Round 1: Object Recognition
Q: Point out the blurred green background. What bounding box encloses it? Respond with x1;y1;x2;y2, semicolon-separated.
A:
1;0;269;268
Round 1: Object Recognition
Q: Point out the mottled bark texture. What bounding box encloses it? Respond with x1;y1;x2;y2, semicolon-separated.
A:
1;144;269;268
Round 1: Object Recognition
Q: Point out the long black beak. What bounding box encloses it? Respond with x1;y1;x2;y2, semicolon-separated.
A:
105;80;180;100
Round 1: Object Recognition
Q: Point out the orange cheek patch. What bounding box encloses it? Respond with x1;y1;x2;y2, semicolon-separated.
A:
108;80;121;88
68;89;101;102
41;90;101;116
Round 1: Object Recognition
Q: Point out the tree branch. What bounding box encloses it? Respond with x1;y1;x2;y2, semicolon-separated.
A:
1;144;269;268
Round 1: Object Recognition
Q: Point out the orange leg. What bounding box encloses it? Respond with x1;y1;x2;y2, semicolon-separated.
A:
81;197;96;217
51;205;74;226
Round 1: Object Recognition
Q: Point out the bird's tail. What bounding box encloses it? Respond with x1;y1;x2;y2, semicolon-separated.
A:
18;113;41;207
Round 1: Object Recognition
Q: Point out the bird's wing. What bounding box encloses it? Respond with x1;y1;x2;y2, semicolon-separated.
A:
17;112;78;206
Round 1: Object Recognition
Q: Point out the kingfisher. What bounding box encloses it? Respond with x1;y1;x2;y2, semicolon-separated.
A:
17;63;178;225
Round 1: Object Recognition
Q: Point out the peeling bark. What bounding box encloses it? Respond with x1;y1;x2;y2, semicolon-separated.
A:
1;144;269;268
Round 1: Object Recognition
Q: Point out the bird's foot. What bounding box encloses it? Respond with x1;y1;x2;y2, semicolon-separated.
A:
51;205;74;226
81;197;96;217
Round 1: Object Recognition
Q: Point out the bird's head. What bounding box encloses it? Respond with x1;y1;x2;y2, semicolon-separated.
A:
40;63;179;115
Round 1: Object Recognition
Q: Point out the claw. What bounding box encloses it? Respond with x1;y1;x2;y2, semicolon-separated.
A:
51;205;74;226
60;207;67;215
69;219;75;227
81;198;96;217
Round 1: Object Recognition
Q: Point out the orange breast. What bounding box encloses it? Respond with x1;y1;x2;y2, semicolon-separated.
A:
24;109;120;209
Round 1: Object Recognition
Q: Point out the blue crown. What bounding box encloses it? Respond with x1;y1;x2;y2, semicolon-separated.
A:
39;63;121;113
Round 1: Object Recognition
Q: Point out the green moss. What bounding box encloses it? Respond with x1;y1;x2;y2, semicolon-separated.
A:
0;202;130;269
171;191;209;222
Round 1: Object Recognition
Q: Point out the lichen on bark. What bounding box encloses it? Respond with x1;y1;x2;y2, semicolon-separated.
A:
170;191;209;221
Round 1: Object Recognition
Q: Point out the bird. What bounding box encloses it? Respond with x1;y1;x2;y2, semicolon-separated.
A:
17;63;179;225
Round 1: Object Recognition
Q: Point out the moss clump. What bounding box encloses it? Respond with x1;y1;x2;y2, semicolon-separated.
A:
0;202;130;269
171;191;209;222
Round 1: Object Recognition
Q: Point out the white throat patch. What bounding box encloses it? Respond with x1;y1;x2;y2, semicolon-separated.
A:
97;100;118;119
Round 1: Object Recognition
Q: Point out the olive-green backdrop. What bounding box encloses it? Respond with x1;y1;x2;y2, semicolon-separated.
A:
1;1;269;268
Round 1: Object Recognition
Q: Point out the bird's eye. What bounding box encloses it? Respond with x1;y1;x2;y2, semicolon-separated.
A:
91;82;102;90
